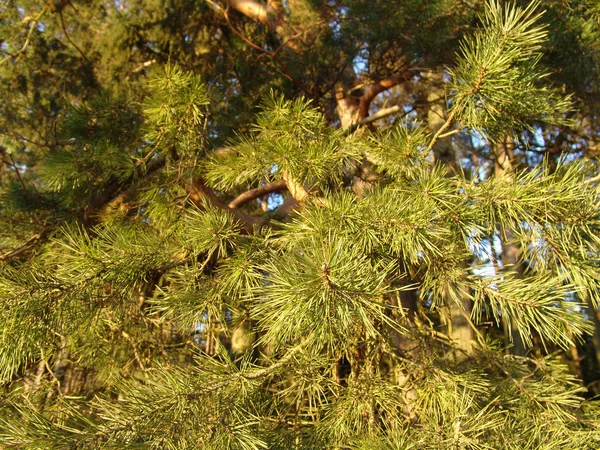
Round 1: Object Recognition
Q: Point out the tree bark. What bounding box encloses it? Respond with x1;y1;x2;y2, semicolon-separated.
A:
493;137;527;356
425;69;455;169
421;70;473;354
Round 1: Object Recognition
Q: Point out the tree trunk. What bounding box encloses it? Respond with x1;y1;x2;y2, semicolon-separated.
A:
422;70;473;353
499;227;527;356
493;137;527;356
425;69;455;169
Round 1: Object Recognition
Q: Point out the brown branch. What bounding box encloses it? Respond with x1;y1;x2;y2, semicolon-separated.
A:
184;340;307;400
122;331;147;373
190;177;227;207
356;105;402;127
86;157;167;225
281;171;325;207
222;8;311;95
7;154;30;196
132;59;157;74
357;72;412;121
270;196;299;218
190;177;265;230
59;10;91;65
228;179;287;209
222;0;304;51
0;232;45;262
426;108;457;153
40;348;63;396
224;0;276;28
281;171;309;204
584;172;600;185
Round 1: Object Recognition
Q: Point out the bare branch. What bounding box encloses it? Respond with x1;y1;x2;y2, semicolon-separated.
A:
426;108;457;153
190;177;265;229
585;173;600;185
358;72;412;121
222;8;311;94
355;105;402;127
281;171;310;204
228;180;287;209
88;157;167;225
224;0;276;28
0;233;44;262
6;154;31;196
132;59;157;73
0;8;47;65
59;10;91;65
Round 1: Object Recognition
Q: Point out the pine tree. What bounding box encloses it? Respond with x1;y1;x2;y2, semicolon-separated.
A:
1;1;600;449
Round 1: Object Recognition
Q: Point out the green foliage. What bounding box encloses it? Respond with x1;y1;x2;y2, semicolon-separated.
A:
252;231;401;352
204;93;361;191
449;0;573;140
1;1;599;449
143;64;210;158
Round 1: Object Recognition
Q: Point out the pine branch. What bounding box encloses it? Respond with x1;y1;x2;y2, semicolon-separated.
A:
6;154;31;197
223;0;279;31
228;179;287;209
281;171;324;206
358;73;413;121
0;8;47;65
189;177;265;229
355;105;402;127
87;157;166;225
584;172;600;184
221;0;305;52
58;9;91;65
0;232;46;262
221;7;311;95
426;108;457;153
183;341;307;400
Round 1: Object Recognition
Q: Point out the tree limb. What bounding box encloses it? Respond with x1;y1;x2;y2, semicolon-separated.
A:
223;0;277;28
426;108;457;153
584;172;600;185
0;8;47;65
190;177;265;229
59;9;91;65
0;232;46;262
228;179;287;209
281;171;325;207
87;157;167;225
358;72;413;121
222;0;309;48
281;171;309;203
221;7;311;94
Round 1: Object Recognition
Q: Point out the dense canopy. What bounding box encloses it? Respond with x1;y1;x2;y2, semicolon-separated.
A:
0;0;599;448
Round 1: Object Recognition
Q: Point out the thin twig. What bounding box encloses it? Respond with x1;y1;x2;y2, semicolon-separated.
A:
426;108;457;152
438;128;461;139
459;308;486;347
0;8;47;65
584;173;600;185
222;8;312;95
122;331;147;373
40;347;63;396
356;105;402;126
184;340;307;399
7;154;30;194
59;10;91;64
0;233;42;262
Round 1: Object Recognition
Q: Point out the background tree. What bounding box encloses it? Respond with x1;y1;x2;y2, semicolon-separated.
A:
1;0;600;448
